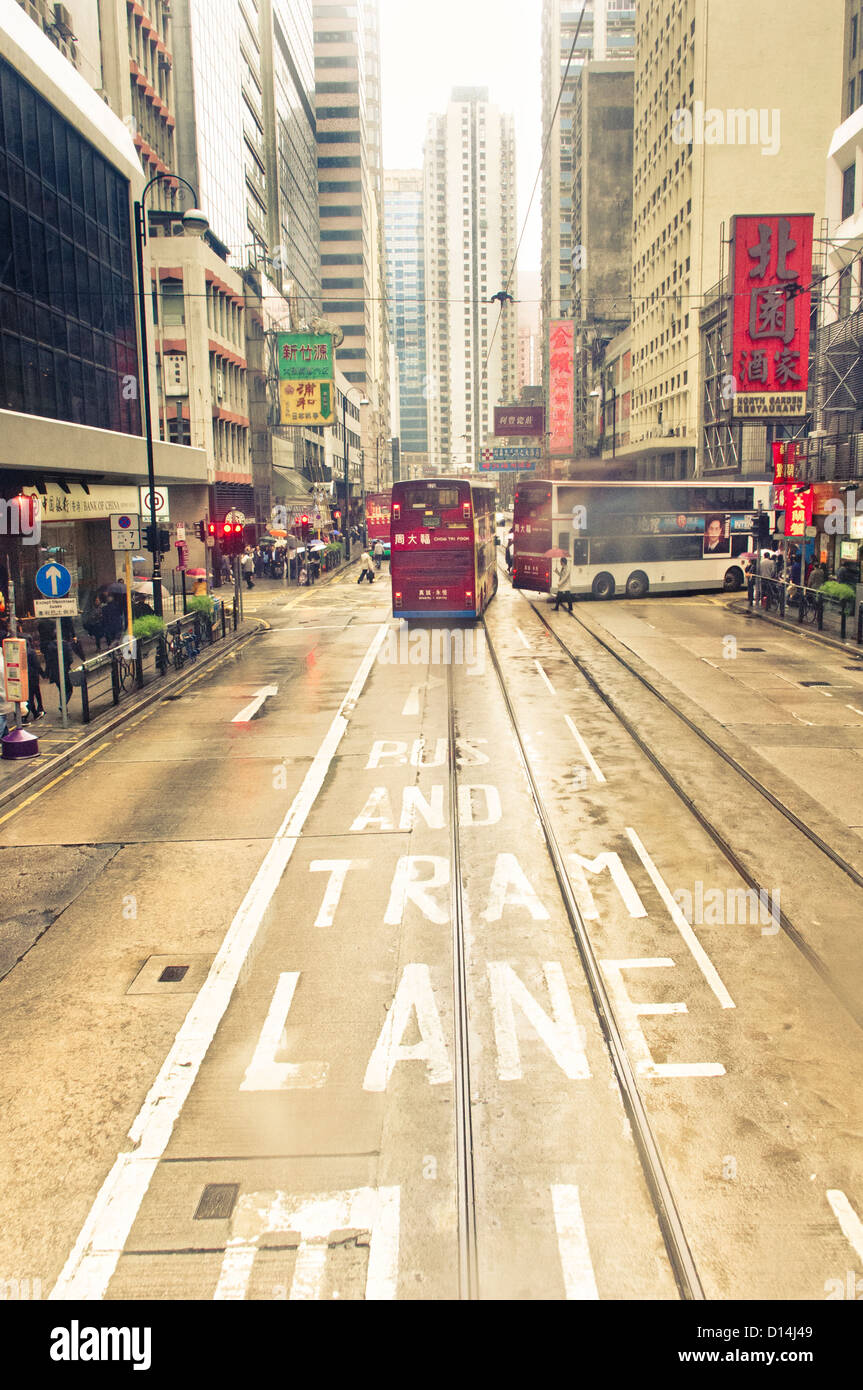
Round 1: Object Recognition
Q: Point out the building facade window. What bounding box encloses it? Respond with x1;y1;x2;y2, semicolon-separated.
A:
0;58;141;433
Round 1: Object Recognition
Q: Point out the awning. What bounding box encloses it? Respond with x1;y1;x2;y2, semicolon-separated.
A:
272;465;315;502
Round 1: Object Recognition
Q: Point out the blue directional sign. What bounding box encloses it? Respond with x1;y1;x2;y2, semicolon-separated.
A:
35;562;72;598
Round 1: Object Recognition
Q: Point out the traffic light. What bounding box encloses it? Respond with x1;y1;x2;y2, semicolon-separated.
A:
195;520;206;542
219;521;245;556
145;524;170;554
755;511;771;547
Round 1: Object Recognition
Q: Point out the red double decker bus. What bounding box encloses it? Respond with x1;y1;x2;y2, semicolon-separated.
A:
390;479;497;619
365;490;392;557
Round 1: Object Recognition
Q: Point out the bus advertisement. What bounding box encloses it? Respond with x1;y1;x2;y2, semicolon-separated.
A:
390;479;497;619
513;480;772;599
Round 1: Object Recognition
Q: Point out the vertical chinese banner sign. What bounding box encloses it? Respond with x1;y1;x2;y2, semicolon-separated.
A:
277;333;335;426
548;321;575;456
730;214;814;419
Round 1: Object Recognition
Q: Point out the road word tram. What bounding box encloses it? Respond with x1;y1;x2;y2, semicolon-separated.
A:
390;478;497;619
513;480;772;600
365;490;392;557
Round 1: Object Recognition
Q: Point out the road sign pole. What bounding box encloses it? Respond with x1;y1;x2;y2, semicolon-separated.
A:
56;618;68;730
125;553;134;641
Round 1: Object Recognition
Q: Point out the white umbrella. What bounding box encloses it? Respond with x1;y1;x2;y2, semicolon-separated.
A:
309;541;325;551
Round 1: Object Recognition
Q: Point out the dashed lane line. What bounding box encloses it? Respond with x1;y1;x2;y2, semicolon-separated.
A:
534;660;556;696
563;714;606;785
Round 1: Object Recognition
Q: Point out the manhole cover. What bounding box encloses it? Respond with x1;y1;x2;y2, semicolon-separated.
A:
194;1184;239;1221
158;965;189;983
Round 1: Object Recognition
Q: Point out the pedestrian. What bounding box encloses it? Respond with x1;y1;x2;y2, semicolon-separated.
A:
82;590;106;651
45;632;76;707
241;548;255;589
373;540;384;569
809;562;826;590
553;555;574;613
308;552;320;584
760;552;775;579
221;554;232;584
22;634;44;721
790;551;802;586
298;563;308;586
357;550;375;583
101;592;126;646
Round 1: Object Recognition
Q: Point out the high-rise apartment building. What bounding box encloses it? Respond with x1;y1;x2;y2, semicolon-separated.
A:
541;1;636;329
384;171;429;475
518;272;541;391
423;88;518;473
630;0;843;479
313;0;390;481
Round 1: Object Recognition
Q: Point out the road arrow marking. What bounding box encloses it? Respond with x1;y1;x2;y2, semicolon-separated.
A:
232;686;279;723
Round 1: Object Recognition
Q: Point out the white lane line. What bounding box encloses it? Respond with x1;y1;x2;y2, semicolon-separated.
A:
515;627;531;649
827;1190;863;1264
231;685;279;723
564;714;606;785
50;621;391;1301
534;660;556;696
790;711;815;726
551;1186;600;1300
817;690;834;699
702;658;718;669
847;705;863;717
625;827;735;1010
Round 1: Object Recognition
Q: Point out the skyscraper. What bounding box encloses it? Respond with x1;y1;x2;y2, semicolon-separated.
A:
384;171;429;476
314;0;390;475
423;88;518;473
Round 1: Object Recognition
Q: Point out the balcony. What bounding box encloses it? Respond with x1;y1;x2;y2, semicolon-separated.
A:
800;432;863;483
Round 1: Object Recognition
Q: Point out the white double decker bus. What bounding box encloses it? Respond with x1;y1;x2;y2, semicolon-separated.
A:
512;480;772;600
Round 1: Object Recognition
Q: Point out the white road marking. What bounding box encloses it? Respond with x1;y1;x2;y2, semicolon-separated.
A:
600;958;725;1078
534;659;556;695
702;658;718;669
384;856;450;925
827;1189;863;1264
563;715;606;784
551;1186;600;1300
481;854;551;922
626;828;735;1010
310;859;358;927
488;962;591;1081
214;1186;400;1300
231;685;278;723
515;627;531;649
847;706;863;717
817;690;834;699
568;850;647;921
790;711;816;726
363;964;451;1091
240;973;328;1090
50;622;390;1301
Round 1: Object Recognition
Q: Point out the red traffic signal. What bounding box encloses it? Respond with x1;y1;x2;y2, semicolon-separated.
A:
300;515;309;526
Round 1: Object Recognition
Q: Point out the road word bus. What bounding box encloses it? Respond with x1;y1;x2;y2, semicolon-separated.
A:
365;490;392;557
513;480;772;599
390;478;497;619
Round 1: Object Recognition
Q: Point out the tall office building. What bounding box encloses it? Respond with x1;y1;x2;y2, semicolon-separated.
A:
629;0;844;479
384;171;429;476
423;87;518;473
313;0;390;477
541;1;636;329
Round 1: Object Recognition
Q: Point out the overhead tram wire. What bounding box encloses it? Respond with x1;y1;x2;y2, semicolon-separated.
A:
480;2;589;386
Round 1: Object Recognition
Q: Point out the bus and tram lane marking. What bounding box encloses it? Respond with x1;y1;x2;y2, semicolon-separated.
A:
550;1186;600;1300
827;1189;863;1264
533;660;556;696
49;620;391;1301
515;627;531;649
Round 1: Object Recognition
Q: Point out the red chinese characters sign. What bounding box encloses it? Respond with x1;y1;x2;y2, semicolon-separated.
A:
784;486;813;536
730;215;813;419
772;440;799;487
548;321;574;456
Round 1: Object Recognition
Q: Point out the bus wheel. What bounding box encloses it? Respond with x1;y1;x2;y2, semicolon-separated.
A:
723;566;744;591
592;572;615;600
625;571;649;599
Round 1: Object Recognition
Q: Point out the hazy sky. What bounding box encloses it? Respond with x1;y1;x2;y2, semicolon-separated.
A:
379;0;543;278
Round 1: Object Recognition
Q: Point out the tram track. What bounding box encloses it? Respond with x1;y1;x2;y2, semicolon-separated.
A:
517;588;863;1033
475;617;706;1301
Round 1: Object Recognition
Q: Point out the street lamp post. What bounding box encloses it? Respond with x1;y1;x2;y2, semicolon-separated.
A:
133;175;208;618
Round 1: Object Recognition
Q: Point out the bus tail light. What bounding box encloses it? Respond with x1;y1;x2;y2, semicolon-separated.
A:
465;590;473;608
462;502;471;522
393;502;401;521
394;590;403;609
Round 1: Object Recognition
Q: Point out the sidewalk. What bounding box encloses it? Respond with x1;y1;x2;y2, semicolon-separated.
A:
0;615;263;816
730;589;863;656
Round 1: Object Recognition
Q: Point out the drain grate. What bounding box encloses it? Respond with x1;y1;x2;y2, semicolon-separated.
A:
740;647;765;652
800;681;830;687
194;1183;239;1221
158;965;189;983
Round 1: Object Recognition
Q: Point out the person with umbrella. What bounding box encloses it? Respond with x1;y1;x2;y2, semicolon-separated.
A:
103;583;127;646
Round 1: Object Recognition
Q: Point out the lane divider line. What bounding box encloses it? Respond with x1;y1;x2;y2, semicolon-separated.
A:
625;827;736;1011
563;715;606;785
534;660;556;696
50;621;390;1301
515;627;531;649
551;1185;600;1300
827;1189;863;1264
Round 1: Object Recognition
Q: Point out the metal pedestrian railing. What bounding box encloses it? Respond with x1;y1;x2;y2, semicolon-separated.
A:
746;577;859;641
70;605;230;724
